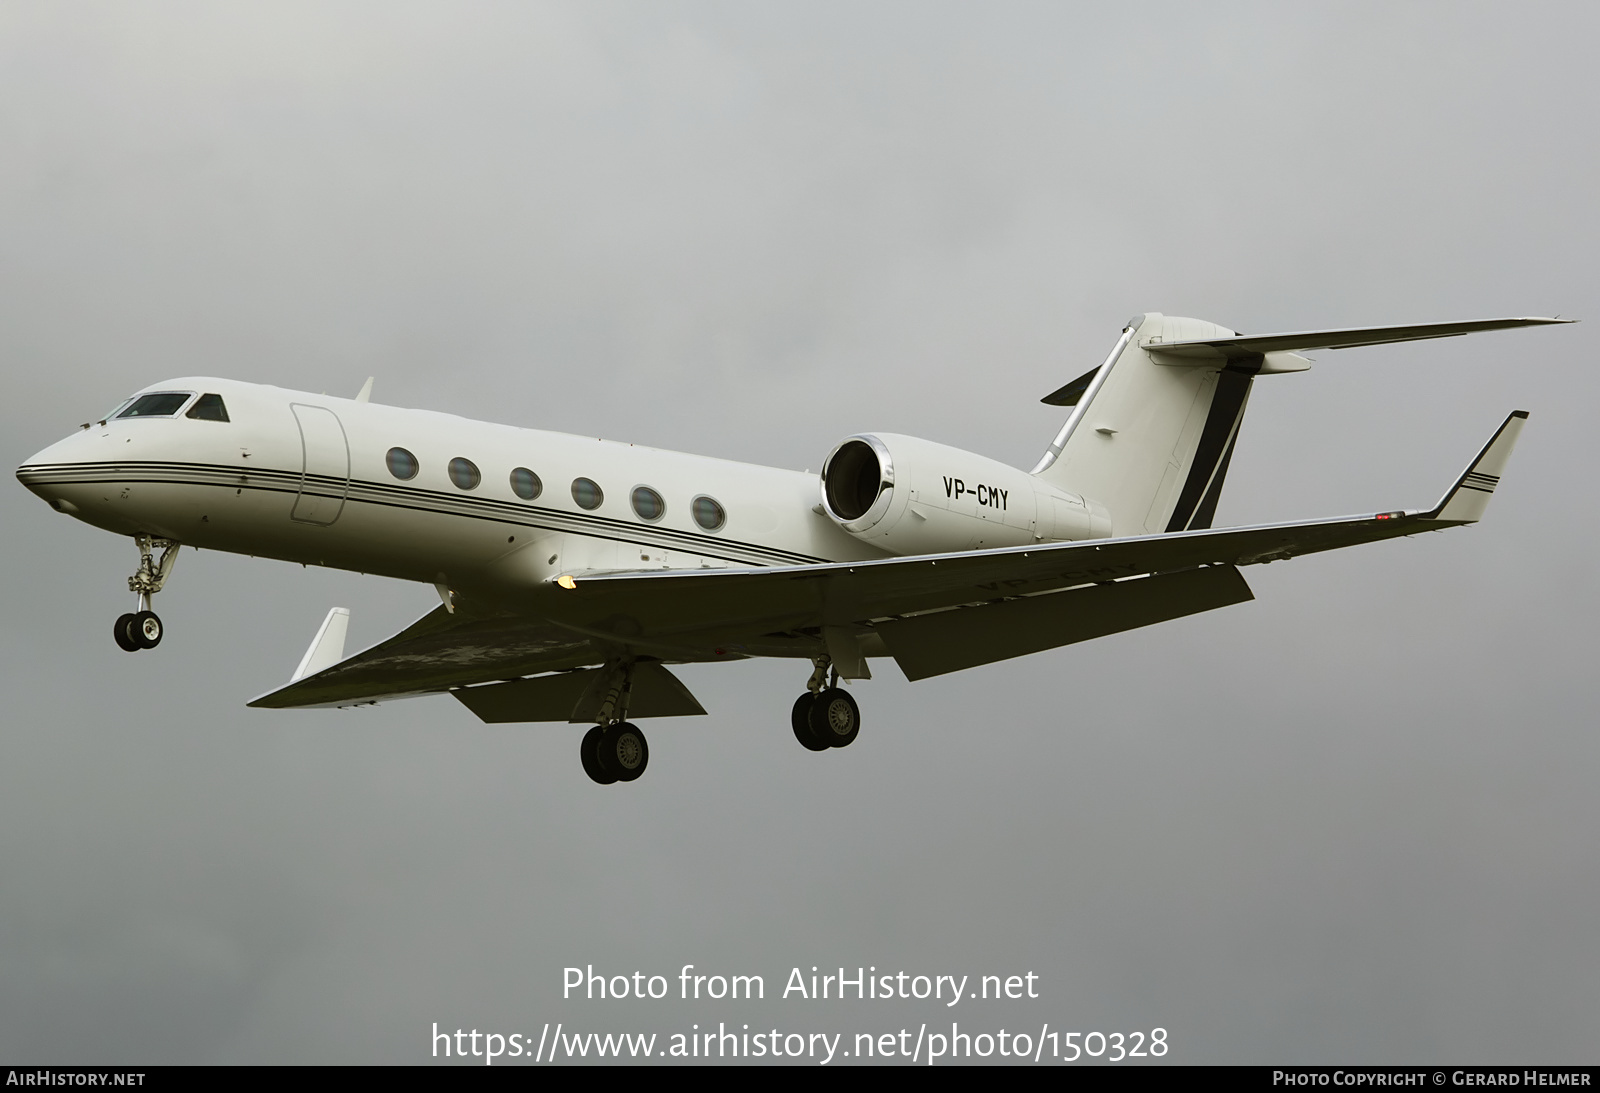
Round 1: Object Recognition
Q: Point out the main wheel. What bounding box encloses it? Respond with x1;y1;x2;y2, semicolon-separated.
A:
808;687;860;748
132;610;163;649
113;613;141;652
598;722;649;782
791;692;828;751
581;726;618;785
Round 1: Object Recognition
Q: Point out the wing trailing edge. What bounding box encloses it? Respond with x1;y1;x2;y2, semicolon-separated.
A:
453;662;706;723
878;565;1254;680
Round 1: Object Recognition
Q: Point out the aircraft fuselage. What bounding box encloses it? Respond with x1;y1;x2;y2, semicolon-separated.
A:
19;377;882;610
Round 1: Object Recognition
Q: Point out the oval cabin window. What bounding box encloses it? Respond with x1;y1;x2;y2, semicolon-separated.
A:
510;467;542;501
571;478;604;510
631;485;665;522
692;495;726;531
448;457;481;490
386;447;419;481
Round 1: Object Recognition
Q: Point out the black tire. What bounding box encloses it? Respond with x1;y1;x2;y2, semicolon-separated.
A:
808;687;860;748
581;726;618;785
791;692;828;751
598;722;649;782
132;610;162;649
113;613;141;652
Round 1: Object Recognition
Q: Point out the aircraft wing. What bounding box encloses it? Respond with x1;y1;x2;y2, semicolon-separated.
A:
248;607;614;709
550;410;1527;654
251;411;1526;709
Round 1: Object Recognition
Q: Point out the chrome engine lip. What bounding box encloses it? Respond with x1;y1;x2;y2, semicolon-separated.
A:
819;433;896;534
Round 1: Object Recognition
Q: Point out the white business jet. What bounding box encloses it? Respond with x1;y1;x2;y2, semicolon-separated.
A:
17;314;1563;784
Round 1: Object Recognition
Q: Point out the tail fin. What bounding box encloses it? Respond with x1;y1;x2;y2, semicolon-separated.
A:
1030;314;1565;537
1033;314;1256;536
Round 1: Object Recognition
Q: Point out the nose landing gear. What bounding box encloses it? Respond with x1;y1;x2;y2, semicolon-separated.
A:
113;610;163;651
114;535;179;652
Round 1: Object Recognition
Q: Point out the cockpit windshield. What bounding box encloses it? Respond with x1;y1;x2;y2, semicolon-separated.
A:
115;392;192;419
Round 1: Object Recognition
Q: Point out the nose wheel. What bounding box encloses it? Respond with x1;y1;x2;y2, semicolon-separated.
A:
114;610;163;651
114;535;179;652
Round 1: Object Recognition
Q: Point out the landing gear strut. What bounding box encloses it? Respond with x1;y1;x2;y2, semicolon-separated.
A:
114;535;178;652
792;654;862;751
579;660;650;784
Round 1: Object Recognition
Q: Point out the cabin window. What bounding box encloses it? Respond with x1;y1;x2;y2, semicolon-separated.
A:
631;485;665;522
449;457;481;490
116;392;192;418
571;477;603;510
186;394;230;422
510;467;542;501
386;447;419;481
692;495;726;531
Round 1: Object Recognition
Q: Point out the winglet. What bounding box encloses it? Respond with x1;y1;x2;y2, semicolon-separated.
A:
291;607;351;682
1423;411;1529;523
354;377;375;404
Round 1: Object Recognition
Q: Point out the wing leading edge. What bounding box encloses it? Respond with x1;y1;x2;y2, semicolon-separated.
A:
250;411;1527;709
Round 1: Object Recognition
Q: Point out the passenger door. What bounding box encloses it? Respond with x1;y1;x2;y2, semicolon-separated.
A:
289;404;350;525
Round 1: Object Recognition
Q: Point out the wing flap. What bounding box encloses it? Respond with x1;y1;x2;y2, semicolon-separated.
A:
878;564;1253;680
452;662;707;723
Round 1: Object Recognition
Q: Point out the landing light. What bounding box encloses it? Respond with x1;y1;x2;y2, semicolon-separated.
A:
556;575;577;590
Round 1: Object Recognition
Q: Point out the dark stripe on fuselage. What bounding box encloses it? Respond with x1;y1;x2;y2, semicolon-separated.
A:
19;460;829;567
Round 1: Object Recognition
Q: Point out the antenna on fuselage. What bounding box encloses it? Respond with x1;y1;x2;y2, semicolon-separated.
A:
354;377;375;404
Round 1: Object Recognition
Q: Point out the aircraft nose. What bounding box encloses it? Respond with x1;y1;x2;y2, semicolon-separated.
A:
17;430;92;512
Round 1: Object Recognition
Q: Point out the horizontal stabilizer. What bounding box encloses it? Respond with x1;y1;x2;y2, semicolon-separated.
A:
879;565;1253;680
1147;317;1571;361
1040;366;1102;406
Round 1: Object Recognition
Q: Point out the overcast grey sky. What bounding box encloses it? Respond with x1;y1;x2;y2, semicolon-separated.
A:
2;1;1596;1064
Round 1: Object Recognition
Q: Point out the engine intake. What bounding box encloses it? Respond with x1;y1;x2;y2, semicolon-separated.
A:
821;436;895;528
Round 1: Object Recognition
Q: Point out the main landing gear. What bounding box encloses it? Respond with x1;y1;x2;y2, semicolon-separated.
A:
580;660;650;785
581;722;650;785
791;655;861;752
113;535;179;653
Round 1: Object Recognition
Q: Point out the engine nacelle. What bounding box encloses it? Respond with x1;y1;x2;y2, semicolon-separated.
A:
818;433;1111;556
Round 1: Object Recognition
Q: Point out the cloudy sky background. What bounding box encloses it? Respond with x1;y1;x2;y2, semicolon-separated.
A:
2;1;1595;1063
